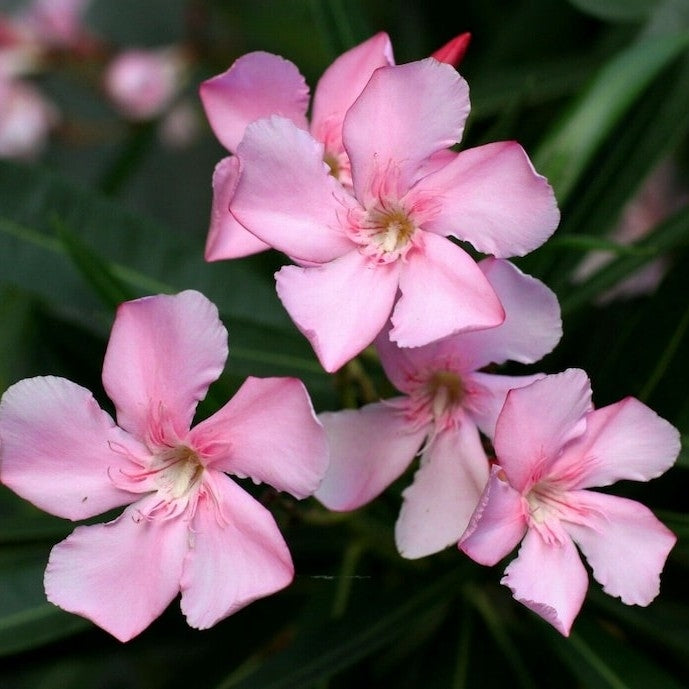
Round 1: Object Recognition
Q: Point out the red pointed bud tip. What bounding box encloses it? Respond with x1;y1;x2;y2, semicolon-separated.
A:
431;32;471;68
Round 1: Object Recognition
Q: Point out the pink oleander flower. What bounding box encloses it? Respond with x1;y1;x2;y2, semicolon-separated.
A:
199;31;395;260
315;258;562;558
0;75;58;158
199;31;471;262
0;290;328;642
103;46;188;121
459;369;679;636
230;58;559;372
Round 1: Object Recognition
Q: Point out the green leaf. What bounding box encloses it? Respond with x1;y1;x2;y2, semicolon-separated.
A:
0;545;89;656
567;0;658;22
543;614;686;689
0;158;289;331
588;588;689;656
214;568;462;689
55;217;135;310
558;203;689;315
0;159;337;387
533;31;689;204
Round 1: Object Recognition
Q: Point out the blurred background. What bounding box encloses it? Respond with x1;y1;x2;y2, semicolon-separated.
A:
1;1;688;687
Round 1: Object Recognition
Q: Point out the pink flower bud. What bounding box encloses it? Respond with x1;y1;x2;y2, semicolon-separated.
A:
431;32;472;67
103;47;186;121
0;76;58;158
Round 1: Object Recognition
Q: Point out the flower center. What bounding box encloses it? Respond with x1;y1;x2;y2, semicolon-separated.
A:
153;445;204;501
351;202;418;264
427;370;465;420
369;206;415;253
402;367;466;431
524;480;581;546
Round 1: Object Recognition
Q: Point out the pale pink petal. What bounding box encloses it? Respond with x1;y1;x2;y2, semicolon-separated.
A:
314;400;428;511
232;116;355;263
44;495;188;642
391;232;504;347
446;258;562;370
180;472;293;629
189;377;328;499
416;141;559;257
563;491;676;606
395;423;490;559
311;32;393;154
102;291;227;440
465;371;546;439
552;397;681;490
376;258;559;387
199;51;309;152
343;59;470;205
459;465;527;566
494;370;593;493
276;252;400;372
205;156;270;260
373;323;432;394
501;527;588;636
0;376;143;521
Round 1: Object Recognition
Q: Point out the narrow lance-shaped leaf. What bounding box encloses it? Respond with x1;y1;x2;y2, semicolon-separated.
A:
534;32;689;204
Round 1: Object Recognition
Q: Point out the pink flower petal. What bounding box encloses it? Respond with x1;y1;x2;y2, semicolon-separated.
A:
501;527;588;636
205;156;270;261
102;291;228;441
459;465;527;566
465;371;546;439
232;116;355;264
276;252;400;372
391;232;504;347
180;472;293;629
395;424;490;559
189;377;328;499
374;321;447;394
311;31;394;154
553;397;681;490
564;491;676;606
375;258;559;390
343;59;470;205
417;141;559;258
44;495;189;642
446;257;562;370
314;400;428;511
199;51;309;153
0;376;142;521
494;369;593;493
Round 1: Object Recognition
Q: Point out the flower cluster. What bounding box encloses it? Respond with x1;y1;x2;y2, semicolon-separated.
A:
0;0;198;159
0;30;680;642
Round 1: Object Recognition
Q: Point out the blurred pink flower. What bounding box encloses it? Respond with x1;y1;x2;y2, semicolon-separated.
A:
572;159;687;303
315;258;562;558
230;58;559;372
0;290;328;642
459;369;679;636
158;98;201;149
0;75;58;158
19;0;93;50
103;46;187;121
